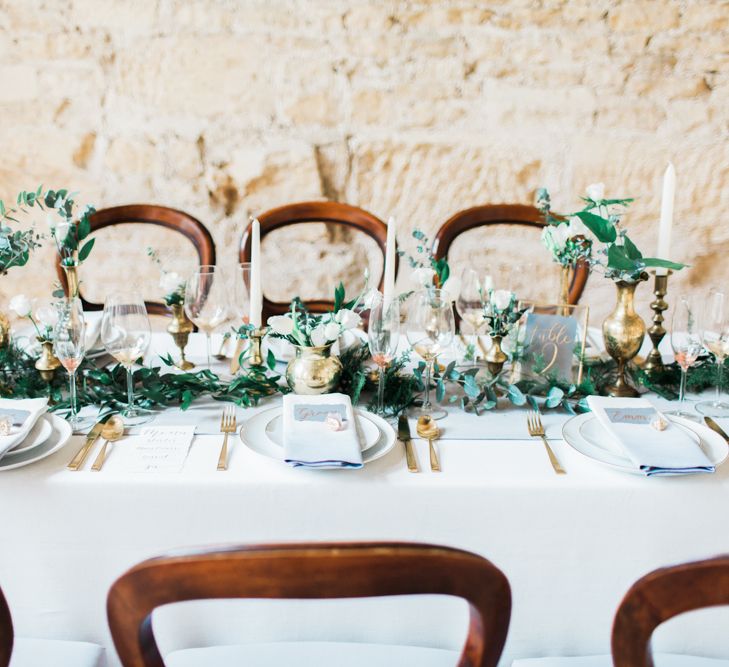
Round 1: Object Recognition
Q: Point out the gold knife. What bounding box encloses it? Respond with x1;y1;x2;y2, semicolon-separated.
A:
705;417;729;443
67;419;105;471
398;414;419;473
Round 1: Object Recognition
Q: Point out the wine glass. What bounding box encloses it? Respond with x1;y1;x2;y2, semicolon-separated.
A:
667;296;703;420
456;268;486;363
697;289;729;417
231;263;252;325
185;265;228;368
406;288;455;420
53;299;92;432
101;292;153;426
367;293;400;416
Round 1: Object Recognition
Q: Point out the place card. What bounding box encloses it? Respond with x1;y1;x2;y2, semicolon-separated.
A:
126;425;196;473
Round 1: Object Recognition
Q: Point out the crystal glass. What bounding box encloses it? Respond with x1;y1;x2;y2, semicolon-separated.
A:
232;262;252;325
53;298;92;432
185;265;228;368
697;289;729;417
667;296;703;420
406;288;455;420
101;292;153;426
456;268;486;362
367;294;400;416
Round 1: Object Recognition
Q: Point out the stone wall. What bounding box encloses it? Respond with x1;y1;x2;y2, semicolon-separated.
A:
1;0;727;327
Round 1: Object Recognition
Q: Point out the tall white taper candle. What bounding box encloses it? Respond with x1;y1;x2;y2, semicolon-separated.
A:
656;163;675;276
249;218;263;328
382;216;397;306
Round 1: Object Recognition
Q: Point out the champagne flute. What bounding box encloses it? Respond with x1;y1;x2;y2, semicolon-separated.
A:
185;265;228;368
53;298;92;432
697;289;729;417
406;288;455;420
456;268;486;362
667;295;703;420
368;293;400;416
101;292;153;426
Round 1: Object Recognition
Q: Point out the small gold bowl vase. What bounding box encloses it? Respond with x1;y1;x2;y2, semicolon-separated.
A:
286;343;343;395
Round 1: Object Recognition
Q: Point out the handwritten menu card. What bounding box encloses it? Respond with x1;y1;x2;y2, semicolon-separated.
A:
127;426;196;473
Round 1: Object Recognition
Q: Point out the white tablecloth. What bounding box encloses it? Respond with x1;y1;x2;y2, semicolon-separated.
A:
2;333;729;667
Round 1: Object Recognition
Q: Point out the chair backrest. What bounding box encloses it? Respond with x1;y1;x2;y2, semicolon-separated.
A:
107;542;511;667
432;204;588;305
56;204;216;316
239;201;394;321
0;586;13;667
612;556;729;667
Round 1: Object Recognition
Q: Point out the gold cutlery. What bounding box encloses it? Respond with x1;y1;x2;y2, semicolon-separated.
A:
217;405;237;471
67;419;105;471
527;410;566;475
90;415;125;472
705;417;729;443
397;414;419;473
416;415;441;472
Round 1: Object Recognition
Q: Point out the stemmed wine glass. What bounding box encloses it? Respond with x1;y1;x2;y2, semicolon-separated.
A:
406;288;455;420
367;293;400;416
456;268;486;363
185;265;228;369
101;292;153;426
53;298;92;432
697;289;729;417
231;263;252;325
667;295;703;420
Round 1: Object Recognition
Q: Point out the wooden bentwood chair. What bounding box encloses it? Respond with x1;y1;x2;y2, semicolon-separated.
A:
56;204;216;316
0;584;104;667
513;556;729;667
107;542;512;667
239;201;395;322
432;204;589;305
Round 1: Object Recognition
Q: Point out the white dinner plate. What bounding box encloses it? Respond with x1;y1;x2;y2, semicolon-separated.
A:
240;407;396;465
0;414;72;471
562;412;729;475
8;416;53;454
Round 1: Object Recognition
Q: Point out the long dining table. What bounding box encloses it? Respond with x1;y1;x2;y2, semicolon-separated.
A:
2;333;729;667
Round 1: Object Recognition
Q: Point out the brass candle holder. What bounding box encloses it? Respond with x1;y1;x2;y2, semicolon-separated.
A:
643;270;671;376
230;328;266;374
167;304;195;371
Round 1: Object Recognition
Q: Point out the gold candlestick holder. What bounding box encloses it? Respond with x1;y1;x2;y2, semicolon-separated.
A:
247;328;265;368
643;271;671;376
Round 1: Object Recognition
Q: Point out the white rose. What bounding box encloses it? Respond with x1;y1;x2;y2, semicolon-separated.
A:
45;213;57;229
159;271;184;294
267;315;294;336
586;182;605;202
335;308;361;330
567;216;591;240
491;290;513;311
35;305;58;328
324;321;342;341
441;274;461;302
9;295;32;318
412;267;436;289
310;324;328;347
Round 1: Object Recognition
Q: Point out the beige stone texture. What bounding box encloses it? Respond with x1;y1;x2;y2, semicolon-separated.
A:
0;0;727;334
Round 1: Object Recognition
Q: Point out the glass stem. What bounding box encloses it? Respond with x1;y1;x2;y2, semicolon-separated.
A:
377;366;386;415
206;333;212;369
679;367;687;411
422;358;433;410
717;356;724;404
69;371;77;421
126;366;135;413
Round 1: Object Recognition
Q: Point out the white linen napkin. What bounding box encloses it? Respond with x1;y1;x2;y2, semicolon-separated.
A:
0;398;48;460
282;393;363;469
586;396;714;476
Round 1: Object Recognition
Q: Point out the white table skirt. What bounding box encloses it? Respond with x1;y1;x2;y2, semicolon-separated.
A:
2;333;729;667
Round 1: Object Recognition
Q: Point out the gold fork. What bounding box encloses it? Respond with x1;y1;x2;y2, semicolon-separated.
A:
527;410;566;475
216;405;237;471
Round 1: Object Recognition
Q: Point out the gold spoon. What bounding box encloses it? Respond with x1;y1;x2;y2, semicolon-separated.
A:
90;415;125;472
416;415;441;472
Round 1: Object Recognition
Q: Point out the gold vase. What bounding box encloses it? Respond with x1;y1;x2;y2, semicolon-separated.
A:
484;335;508;376
0;311;9;348
602;279;647;397
167;303;195;371
35;340;61;383
62;263;80;298
286;343;343;395
559;265;573;305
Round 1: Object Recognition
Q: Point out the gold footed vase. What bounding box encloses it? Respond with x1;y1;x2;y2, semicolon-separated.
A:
286;343;342;395
167;304;195;371
35;340;61;384
484;335;508;377
62;263;80;298
602;278;647;398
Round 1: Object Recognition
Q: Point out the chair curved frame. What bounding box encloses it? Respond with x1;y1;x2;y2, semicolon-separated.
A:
612;556;729;667
0;587;11;667
55;205;216;316
432;204;589;305
239;201;395;321
107;542;512;667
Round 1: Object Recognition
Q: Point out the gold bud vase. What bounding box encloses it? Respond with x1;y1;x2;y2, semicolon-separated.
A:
286;343;343;395
62;263;80;298
167;303;195;371
35;340;61;383
0;311;10;348
602;279;647;397
484;334;508;377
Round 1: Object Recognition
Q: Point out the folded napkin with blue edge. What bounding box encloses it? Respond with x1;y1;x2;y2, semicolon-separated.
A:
282;393;363;469
587;396;714;476
0;397;48;460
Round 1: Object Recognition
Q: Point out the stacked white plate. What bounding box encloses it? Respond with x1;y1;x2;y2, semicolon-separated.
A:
239;407;396;466
0;414;72;471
